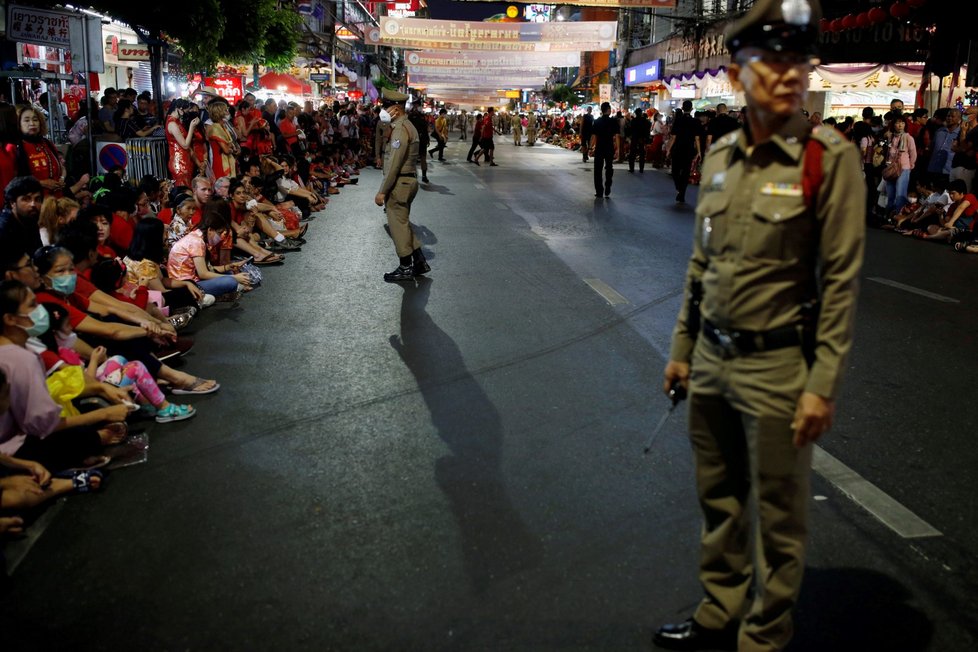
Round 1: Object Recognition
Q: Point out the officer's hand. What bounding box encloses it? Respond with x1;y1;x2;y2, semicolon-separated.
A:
792;392;835;448
374;193;385;207
663;360;690;396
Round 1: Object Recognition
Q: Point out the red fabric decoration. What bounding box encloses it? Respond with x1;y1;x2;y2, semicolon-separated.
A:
869;7;888;23
855;12;870;28
907;0;926;8
841;14;857;30
829;18;845;32
819;18;831;32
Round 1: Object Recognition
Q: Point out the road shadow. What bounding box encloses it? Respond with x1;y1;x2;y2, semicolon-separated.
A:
789;566;933;651
420;182;455;195
382;224;437;260
389;278;542;594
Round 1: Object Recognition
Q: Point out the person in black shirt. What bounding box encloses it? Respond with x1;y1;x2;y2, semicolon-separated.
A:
628;108;651;173
580;107;594;162
589;102;618;198
0;177;44;258
667;100;703;203
706;103;739;150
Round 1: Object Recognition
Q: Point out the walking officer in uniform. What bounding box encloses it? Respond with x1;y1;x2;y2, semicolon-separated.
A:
654;1;864;650
374;88;430;283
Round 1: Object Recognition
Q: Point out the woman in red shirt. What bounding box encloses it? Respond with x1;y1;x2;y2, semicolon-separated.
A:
165;100;200;188
16;107;65;196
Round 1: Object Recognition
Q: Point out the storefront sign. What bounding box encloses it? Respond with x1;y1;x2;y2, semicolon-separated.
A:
117;42;150;61
817;22;930;65
310;73;331;82
599;84;612;102
624;59;663;86
6;4;71;49
206;76;244;101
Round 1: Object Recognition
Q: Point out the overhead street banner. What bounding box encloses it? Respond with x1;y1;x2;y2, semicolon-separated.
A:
454;0;674;6
405;50;581;69
369;18;616;51
408;65;554;77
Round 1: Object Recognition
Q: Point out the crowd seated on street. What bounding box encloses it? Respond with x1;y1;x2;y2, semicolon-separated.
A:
0;85;378;537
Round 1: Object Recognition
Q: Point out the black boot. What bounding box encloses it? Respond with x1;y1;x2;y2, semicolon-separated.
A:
412;248;431;276
652;619;737;651
384;255;416;283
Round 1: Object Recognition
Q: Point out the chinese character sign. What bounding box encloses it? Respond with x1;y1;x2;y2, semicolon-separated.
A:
6;4;72;49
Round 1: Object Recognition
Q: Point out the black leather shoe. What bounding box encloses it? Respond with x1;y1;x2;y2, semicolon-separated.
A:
652;619;737;650
413;256;431;276
383;265;415;283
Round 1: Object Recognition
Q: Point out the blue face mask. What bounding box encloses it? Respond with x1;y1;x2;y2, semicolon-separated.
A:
20;304;49;337
51;273;77;296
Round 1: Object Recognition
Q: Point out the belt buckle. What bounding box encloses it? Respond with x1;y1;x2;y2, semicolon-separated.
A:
712;327;740;359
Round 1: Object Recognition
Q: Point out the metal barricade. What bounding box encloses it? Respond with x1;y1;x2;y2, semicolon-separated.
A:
126;137;168;183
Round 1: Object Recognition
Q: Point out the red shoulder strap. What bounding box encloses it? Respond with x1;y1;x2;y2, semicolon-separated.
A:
802;137;824;210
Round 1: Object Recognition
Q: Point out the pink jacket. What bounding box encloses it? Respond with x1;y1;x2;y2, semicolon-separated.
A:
889;132;917;170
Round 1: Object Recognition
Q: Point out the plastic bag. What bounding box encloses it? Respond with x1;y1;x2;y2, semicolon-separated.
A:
46;365;85;417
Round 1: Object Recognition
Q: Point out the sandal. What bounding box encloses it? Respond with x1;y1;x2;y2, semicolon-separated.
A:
55;468;104;494
254;255;285;266
99;422;128;445
171;377;220;395
155;403;197;423
64;455;111;473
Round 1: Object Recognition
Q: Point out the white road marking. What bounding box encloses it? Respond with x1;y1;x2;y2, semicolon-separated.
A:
813;446;942;539
584;278;629;305
867;277;960;303
4;499;66;574
495;202;507;210
474;183;487;190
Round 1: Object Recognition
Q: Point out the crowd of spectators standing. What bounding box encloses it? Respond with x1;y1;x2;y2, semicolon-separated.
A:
0;85;375;537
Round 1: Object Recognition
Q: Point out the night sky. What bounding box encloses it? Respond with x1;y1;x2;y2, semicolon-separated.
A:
425;0;513;20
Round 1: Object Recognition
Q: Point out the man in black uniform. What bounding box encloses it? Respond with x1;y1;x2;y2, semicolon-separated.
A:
589;102;618;198
580;107;594;162
628;108;652;173
667;99;704;203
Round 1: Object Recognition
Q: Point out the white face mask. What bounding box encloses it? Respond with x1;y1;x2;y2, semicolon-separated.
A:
379;108;392;124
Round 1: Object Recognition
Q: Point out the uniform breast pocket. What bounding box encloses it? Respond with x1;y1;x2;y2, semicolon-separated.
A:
696;192;731;256
748;197;812;262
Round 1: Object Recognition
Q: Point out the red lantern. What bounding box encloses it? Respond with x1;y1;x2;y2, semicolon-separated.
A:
855;12;870;28
869;7;888;23
819;18;831;32
841;14;856;30
907;0;926;8
890;2;910;19
830;18;845;32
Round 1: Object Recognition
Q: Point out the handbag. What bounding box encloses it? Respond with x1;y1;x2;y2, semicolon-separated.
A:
883;159;902;180
688;163;702;186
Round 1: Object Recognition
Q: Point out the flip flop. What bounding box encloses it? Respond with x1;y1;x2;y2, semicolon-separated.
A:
62;455;111;473
171;377;221;395
54;469;104;494
254;255;285;266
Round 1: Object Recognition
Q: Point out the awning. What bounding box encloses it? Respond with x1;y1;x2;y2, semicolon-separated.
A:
258;72;312;95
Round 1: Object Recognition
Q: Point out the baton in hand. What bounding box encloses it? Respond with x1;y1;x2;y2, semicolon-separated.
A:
643;380;688;455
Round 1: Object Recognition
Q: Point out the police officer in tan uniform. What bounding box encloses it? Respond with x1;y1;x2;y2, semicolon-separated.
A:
654;1;865;650
374;89;430;283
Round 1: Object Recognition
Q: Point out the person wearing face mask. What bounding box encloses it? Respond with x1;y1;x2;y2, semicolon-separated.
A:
656;0;865;649
165;100;200;188
0;279;137;472
374;89;429;283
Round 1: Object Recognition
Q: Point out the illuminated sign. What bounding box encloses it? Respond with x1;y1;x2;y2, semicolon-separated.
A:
624;59;663;86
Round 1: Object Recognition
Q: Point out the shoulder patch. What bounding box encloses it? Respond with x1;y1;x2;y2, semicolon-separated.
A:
391;139;401;150
810;125;843;148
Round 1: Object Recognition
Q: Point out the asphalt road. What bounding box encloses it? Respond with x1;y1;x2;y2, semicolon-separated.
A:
2;135;977;651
